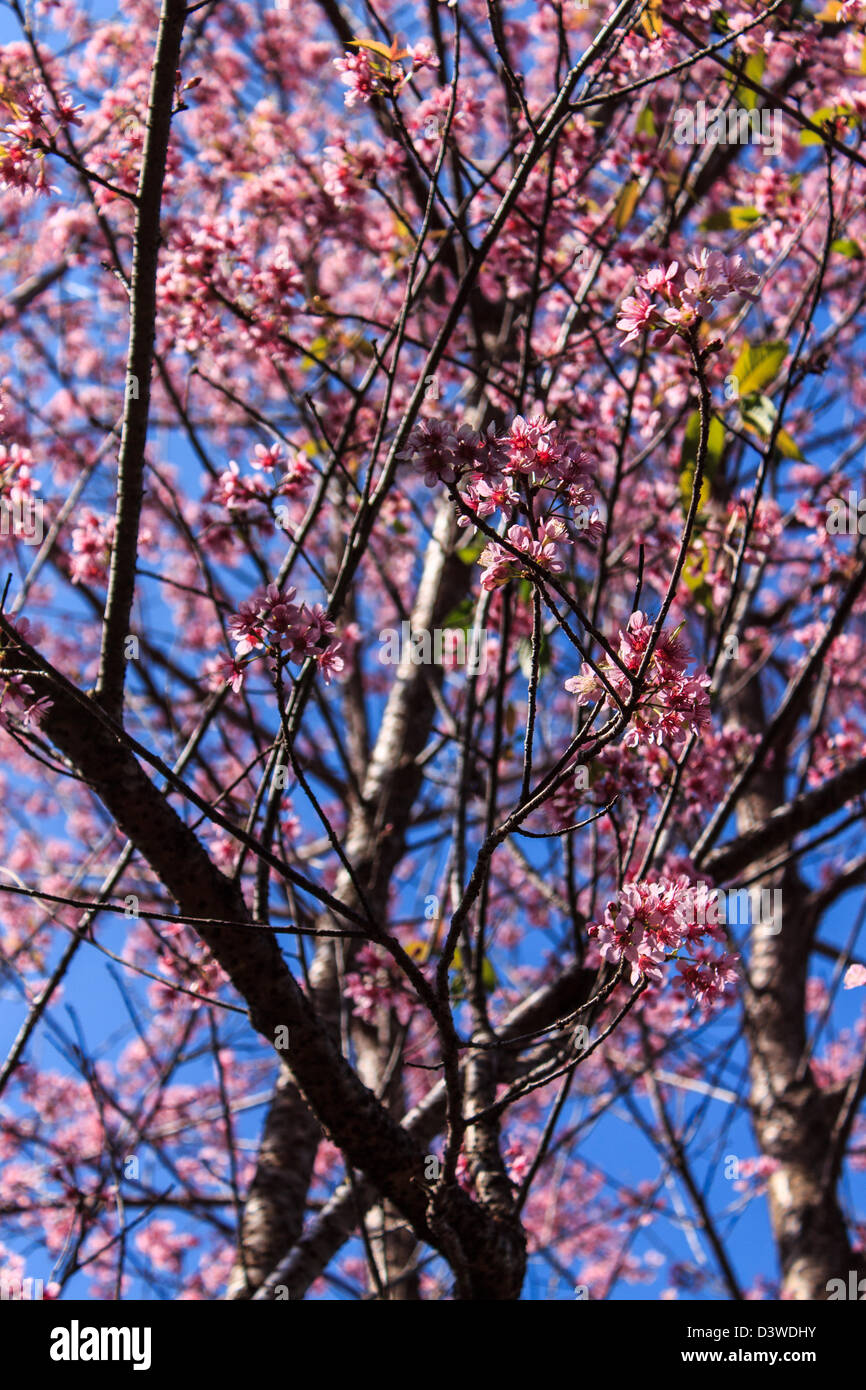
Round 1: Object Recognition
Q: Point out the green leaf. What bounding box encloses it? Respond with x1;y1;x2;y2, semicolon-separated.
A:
682;537;714;612
440;597;477;632
456;532;485;565
775;427;804;460
682;545;708;590
679;411;726;515
740;391;777;439
800;106;853;145
517;578;535;605
831;237;864;259
448;948;497;997
740;395;803;459
348;37;410;61
614;179;641;232
343;331;377;361
300;334;330;371
730;340;787;396
734;51;766;110
700;206;761;231
635;103;657;138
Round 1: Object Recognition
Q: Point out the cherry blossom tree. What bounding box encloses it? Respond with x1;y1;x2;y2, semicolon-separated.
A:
1;0;866;1302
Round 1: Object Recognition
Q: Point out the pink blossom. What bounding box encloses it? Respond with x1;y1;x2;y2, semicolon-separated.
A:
566;612;711;748
408;40;438;71
317;642;344;684
478;518;567;591
589;880;738;1000
0;671;52;729
210;656;246;694
639;261;679;299
211;459;271;515
69;509;114;585
345;944;415;1026
333;51;382;107
616;290;659;344
619;249;758;348
400;419;460;486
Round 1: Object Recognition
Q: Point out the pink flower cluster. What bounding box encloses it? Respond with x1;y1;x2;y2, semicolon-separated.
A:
210;459;272;516
226;583;344;689
402;414;596;495
204;445;315;551
135;1219;198;1275
0;619;52;730
401;419;503;489
731;1155;781;1195
591;878;738;1006
478;518;568;591
565;610;711;748
0;84;82;196
333;42;439;110
333;51;383;107
0;672;52;730
322;138;404;209
617;250;759;345
0;440;40;505
400;414;602;585
69;509;115;585
345;944;415;1026
159;217;302;358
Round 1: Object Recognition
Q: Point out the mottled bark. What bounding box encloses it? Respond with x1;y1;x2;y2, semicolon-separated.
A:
724;683;866;1299
224;1068;321;1299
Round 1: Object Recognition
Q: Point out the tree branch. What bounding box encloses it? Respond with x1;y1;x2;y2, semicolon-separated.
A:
95;0;188;721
